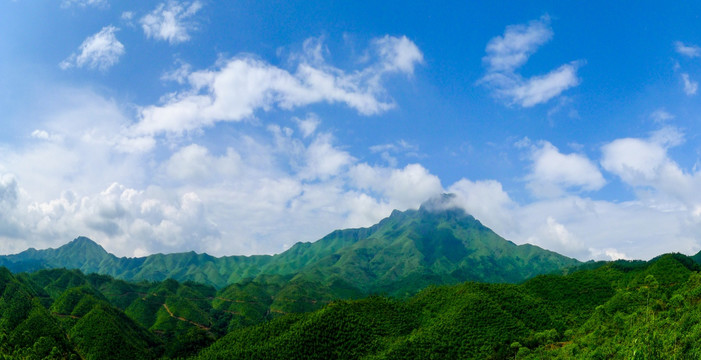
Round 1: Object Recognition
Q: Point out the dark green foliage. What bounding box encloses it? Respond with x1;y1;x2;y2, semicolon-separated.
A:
7;250;701;358
68;304;162;360
195;253;701;360
0;268;76;359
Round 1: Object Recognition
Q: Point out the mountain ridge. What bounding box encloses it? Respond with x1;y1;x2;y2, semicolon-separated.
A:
0;197;580;292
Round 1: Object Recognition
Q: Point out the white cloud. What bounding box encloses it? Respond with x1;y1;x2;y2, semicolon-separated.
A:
369;140;419;167
480;16;582;107
349;163;443;210
682;73;698;95
0;174;19;211
526;217;588;257
483;17;553;73
651;109;674;123
526;141;605;197
163;144;241;183
450;180;697;261
448;179;517;236
601;127;701;209
5;90;701;262
140;1;203;44
60;26;124;71
590;248;629;261
161;60;192;84
0;85;446;257
294;114;320;138
675;41;701;58
133;35;423;136
506;62;581;107
301;133;355;181
373;35;424;74
61;0;107;8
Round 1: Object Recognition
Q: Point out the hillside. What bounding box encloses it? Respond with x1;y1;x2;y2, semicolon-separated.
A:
194;253;701;359
0;196;580;294
3;253;701;358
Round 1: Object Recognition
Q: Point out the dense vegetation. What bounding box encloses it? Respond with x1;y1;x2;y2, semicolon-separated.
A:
4;252;701;358
0;199;579;291
195;253;701;359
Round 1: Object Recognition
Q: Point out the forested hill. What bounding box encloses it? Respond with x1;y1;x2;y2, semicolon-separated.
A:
0;196;580;293
4;253;701;358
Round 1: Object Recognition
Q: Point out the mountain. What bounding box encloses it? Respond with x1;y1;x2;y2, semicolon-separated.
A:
283;201;579;295
0;195;580;293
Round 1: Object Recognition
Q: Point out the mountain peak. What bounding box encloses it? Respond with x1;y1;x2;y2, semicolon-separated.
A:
67;236;101;247
62;236;109;256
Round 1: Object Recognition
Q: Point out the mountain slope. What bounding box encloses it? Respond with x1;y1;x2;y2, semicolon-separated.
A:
4;252;701;358
0;196;580;292
286;203;579;295
194;253;701;360
0;268;76;359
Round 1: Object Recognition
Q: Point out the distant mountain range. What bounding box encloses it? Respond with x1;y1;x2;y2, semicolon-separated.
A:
0;195;580;294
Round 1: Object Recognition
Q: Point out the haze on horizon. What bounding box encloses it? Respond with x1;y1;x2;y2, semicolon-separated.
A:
1;1;700;261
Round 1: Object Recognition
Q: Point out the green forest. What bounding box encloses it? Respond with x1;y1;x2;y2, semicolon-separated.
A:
4;252;701;358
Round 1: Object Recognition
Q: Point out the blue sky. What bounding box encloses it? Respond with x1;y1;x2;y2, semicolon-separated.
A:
1;1;701;260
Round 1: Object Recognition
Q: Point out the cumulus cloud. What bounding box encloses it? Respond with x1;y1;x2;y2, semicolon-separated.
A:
0;174;19;211
0;85;446;257
526;217;588;257
132;35;423;136
601;127;701;209
140;1;203;44
449;179;694;261
448;179;517;235
163;144;241;183
480;16;581;107
60;26;124;71
526;141;605;197
675;41;701;58
682;73;698;96
349;163;443;210
5;90;701;261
